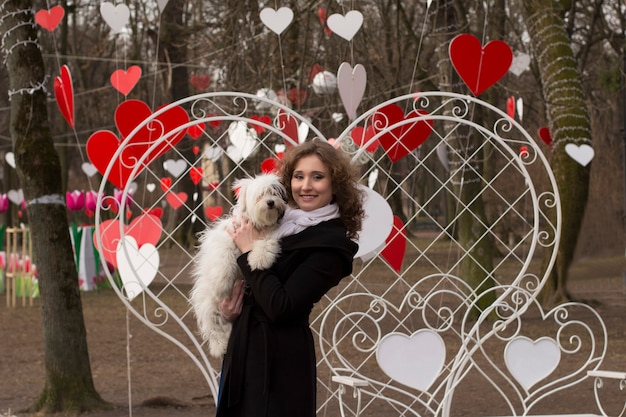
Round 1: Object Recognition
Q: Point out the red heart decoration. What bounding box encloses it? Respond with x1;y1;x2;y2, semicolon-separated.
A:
35;6;64;31
308;64;323;81
286;88;307;106
54;65;74;128
192;146;200;155
350;126;379;153
381;216;406;273
86;130;136;189
190;74;210;91
251;115;271;135
371;104;433;162
207;115;222;129
449;34;513;96
520;146;529;157
127;213;162;246
538;127;552;147
205;206;223;221
277;110;299;148
317;7;326;26
95;214;162;268
506;96;515;119
166;192;187;209
190;167;203;185
160;177;172;192
260;157;278;174
207;182;219;191
114;100;189;164
86;100;189;189
110;66;141;96
187;122;205;139
145;207;163;218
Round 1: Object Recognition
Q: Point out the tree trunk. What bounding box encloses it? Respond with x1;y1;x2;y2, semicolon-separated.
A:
1;1;108;412
159;0;205;246
521;0;592;306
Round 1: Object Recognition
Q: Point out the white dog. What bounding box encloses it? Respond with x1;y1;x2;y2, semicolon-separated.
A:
190;173;287;357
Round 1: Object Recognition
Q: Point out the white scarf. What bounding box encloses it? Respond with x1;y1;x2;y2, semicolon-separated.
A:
273;204;340;239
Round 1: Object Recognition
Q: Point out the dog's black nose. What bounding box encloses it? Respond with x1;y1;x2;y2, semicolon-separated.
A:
267;200;275;208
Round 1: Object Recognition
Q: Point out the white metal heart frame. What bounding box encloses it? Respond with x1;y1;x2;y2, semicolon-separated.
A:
93;91;608;416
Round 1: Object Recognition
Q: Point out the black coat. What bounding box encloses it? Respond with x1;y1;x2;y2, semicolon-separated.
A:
216;219;358;417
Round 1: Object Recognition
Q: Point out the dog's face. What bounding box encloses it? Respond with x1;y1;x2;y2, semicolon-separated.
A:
234;174;287;228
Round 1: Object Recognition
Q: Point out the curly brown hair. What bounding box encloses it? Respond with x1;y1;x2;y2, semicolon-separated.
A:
279;140;364;240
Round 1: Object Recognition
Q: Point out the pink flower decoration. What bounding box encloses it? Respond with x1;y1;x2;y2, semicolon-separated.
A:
0;194;8;213
85;190;98;212
8;253;19;272
66;190;85;211
114;189;133;208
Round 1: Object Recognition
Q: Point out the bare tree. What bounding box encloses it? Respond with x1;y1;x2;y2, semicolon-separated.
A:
0;1;108;412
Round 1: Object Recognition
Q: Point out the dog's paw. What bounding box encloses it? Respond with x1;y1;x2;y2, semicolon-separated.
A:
209;336;229;358
247;238;280;270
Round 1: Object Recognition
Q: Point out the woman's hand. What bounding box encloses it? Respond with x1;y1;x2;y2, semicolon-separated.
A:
220;280;245;322
227;218;264;253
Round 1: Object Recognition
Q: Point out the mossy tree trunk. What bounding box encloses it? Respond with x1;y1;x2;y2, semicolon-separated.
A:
521;0;592;306
1;1;108;412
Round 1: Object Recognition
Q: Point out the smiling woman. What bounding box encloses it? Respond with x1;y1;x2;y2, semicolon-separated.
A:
215;140;365;417
290;155;333;211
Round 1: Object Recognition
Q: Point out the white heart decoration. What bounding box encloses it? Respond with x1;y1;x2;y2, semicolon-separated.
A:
127;182;138;195
312;71;338;95
228;121;257;161
116;236;159;301
274;144;286;154
505;337;560;391
327;10;363;41
5;152;15;168
510;51;531;77
565;143;594;167
8;189;24;206
436;142;449;171
163;159;187;178
516;97;524;121
298;122;309;144
376;330;446;391
337;62;367;121
100;2;130;33
367;169;378;189
331;112;344;123
355;185;393;260
156;0;169;12
260;7;294;35
146;183;156;192
225;145;243;164
204;145;224;162
81;162;98;177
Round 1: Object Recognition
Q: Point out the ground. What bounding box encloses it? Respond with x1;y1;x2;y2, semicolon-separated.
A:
1;256;625;417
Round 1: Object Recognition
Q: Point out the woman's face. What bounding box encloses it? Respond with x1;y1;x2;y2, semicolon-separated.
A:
291;155;333;211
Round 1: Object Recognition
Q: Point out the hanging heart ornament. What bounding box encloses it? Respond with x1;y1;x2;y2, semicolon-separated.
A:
449;34;513;96
54;64;75;128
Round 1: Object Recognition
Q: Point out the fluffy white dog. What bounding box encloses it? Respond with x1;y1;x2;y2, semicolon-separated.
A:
190;173;287;357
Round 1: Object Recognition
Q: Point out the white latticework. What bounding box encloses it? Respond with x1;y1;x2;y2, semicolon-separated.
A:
93;91;607;417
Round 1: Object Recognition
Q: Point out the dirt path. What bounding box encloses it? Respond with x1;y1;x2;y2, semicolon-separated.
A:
1;256;624;417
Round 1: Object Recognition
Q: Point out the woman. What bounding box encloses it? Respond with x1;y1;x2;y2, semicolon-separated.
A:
217;140;364;417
